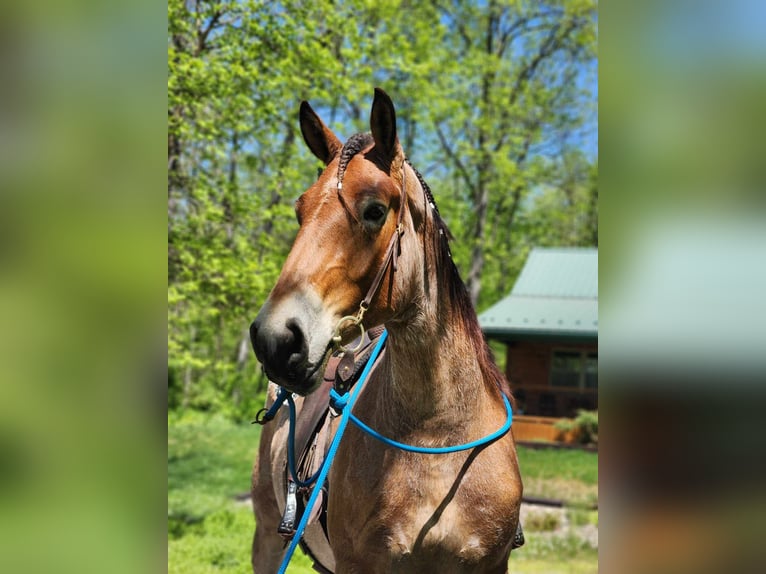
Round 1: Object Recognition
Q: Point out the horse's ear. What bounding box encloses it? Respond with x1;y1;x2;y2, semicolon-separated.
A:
370;88;399;162
299;101;342;164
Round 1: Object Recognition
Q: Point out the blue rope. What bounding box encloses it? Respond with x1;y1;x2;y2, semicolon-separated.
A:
274;327;513;572
277;329;388;574
343;392;513;453
256;387;320;487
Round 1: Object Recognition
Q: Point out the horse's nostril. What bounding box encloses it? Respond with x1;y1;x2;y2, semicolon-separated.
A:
285;318;304;350
282;318;308;369
250;313;309;385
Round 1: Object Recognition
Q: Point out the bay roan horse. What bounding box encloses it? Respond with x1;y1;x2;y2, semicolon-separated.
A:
250;88;522;573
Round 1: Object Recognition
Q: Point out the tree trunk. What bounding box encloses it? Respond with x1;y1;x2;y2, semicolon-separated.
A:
586;178;598;246
236;328;250;370
223;132;239;245
229;329;252;406
466;4;497;307
466;178;489;306
182;325;196;408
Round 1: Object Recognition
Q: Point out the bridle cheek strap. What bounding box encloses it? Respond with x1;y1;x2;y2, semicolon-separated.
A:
332;164;407;351
360;163;407;311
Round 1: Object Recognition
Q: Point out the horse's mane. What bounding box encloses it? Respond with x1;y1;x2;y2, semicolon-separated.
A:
335;134;513;402
415;164;514;402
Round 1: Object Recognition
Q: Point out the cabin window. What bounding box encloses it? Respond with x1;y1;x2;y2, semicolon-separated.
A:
584;353;598;388
550;351;581;387
550;350;598;390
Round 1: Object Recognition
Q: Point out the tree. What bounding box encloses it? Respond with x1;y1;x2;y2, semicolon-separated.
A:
168;0;335;414
420;0;597;306
167;0;598;418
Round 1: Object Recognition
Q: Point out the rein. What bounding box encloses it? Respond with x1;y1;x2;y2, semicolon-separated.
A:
253;390;323;488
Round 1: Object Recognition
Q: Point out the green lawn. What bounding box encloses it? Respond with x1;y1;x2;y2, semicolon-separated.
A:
168;412;597;573
517;446;599;507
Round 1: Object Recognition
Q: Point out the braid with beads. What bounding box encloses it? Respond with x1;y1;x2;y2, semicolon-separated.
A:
406;158;453;243
336;133;374;188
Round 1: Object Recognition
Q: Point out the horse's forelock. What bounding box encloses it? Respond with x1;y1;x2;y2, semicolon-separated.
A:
336;133;375;185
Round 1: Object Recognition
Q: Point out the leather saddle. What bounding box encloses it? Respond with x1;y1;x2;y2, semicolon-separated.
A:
278;326;386;573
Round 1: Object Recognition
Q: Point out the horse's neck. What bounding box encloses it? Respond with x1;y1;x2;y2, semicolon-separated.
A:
371;169;493;426
378;316;488;427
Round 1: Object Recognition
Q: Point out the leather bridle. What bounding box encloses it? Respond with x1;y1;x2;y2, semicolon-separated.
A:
331;163;407;352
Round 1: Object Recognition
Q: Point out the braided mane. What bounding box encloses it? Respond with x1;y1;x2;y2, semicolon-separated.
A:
336;133;374;186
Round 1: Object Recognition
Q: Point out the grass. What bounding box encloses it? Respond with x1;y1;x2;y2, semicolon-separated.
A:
524;511;562;532
168;411;598;573
168;411;316;574
509;557;598;574
517;446;598;485
168;411;259;521
516;446;599;507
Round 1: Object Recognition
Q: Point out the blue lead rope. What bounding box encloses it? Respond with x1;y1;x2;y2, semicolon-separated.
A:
342;392;512;454
273;328;514;573
276;329;388;574
260;387;322;488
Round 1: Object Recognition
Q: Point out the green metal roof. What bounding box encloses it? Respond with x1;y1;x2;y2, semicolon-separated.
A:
479;247;598;342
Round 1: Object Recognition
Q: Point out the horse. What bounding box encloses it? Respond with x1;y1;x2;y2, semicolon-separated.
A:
249;88;523;574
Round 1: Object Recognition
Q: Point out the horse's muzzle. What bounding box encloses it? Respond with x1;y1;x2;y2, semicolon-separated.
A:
250;301;326;394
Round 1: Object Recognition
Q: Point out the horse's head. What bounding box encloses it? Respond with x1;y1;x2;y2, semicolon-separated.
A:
250;89;424;394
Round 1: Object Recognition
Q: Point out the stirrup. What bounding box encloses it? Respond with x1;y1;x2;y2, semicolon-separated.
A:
512;521;525;549
277;480;299;540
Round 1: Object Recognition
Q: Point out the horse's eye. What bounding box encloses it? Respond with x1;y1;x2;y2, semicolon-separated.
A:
363;203;387;224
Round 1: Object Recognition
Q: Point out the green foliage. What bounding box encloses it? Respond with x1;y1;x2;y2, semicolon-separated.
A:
555;410;599;445
167;411;261;516
168;0;598;419
568;508;599;528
